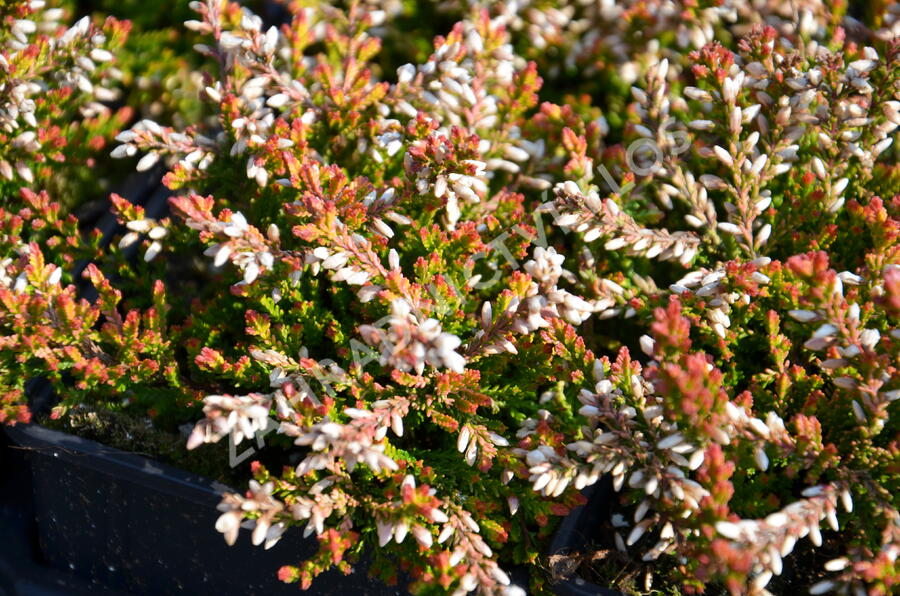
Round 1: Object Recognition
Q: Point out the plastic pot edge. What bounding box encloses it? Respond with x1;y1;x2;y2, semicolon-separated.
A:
548;477;623;596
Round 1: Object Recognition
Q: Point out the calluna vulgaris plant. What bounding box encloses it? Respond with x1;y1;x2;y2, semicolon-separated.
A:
2;0;900;594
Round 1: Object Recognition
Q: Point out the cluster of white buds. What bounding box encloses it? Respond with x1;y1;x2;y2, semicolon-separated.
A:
455;424;509;468
256;347;348;406
553;181;700;266
188;0;287;77
527;311;871;585
118;217;170;262
289;479;348;539
305;226;380;288
672;260;762;296
520;362;738;563
375;475;445;548
112;119;214;172
0;246;34;294
194;0;369;170
434;503;524;596
521;246;595;325
359;298;466;375
514;409;594;497
393;19;514;131
520;443;581;498
405;137;488;229
689;79;792;255
227;93;277;161
348;398;410;441
215;480;286;548
439;161;488;229
7;2;50;48
362;186;412;240
466;246;602;358
631;59;690;170
569;374;712;503
371;128;405;162
191;212;279;285
489;2;659;81
723;403;794;474
713;484;848;593
45;17;119;103
0;258;19;293
283;414;400;475
668;258;772;337
304;247;360;284
186;393;273;449
765;45;893;215
629;60;721;236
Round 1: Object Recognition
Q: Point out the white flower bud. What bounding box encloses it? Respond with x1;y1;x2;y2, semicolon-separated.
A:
136;152;160;172
397;63;416;84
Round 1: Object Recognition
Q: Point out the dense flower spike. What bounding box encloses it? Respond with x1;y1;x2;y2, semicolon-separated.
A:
2;0;899;594
359;298;466;374
553;180;700;265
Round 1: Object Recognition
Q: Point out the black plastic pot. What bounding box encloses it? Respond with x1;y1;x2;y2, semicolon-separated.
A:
548;478;622;596
0;425;129;596
0;423;401;596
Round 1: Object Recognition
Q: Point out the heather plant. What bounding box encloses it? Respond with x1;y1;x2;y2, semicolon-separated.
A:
1;1;899;595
